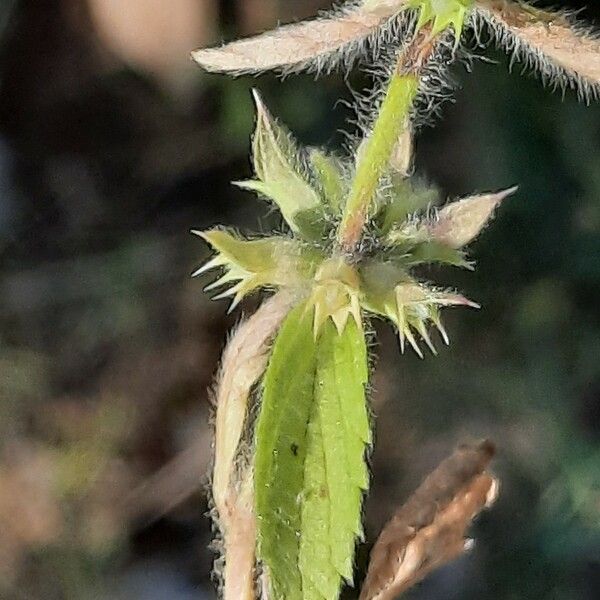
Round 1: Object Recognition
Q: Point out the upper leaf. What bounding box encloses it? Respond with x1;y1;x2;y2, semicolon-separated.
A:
192;1;408;75
476;0;600;98
236;92;328;240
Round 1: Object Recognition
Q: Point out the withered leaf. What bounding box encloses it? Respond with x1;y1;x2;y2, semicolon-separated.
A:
429;187;516;249
213;292;297;600
360;440;499;600
477;0;600;96
192;1;408;74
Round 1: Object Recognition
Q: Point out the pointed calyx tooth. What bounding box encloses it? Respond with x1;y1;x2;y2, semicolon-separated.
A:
191;255;227;277
397;307;424;358
430;186;517;249
431;311;450;345
476;0;600;93
432;291;480;309
236;91;324;239
393;283;479;356
394;285;437;358
359;261;478;356
307;257;362;336
192;1;408;75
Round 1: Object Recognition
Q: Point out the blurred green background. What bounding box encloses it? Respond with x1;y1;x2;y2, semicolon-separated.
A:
0;1;598;598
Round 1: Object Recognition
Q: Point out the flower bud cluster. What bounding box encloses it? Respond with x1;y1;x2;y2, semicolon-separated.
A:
195;94;513;356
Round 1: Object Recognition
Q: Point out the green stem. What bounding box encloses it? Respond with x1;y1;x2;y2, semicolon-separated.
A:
336;21;443;253
337;73;419;252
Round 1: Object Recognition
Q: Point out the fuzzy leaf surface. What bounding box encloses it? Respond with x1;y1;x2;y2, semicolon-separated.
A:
236;92;325;240
477;0;600;95
192;1;408;75
255;305;370;599
428;188;516;248
375;177;439;235
309;149;345;215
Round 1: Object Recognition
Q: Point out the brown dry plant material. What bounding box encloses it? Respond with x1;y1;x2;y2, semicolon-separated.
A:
477;0;600;94
192;0;408;74
430;187;517;249
360;440;499;600
212;290;297;600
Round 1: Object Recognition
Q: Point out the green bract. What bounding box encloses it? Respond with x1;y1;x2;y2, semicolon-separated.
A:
235;91;332;241
195;92;511;355
192;228;325;311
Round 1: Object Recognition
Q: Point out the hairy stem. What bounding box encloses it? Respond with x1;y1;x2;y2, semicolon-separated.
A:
338;72;418;252
337;26;437;253
222;472;256;600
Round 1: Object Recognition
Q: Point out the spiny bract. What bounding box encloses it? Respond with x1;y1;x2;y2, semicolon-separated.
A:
193;91;514;357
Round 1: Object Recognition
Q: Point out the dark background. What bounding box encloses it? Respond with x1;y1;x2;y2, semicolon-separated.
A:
0;1;599;598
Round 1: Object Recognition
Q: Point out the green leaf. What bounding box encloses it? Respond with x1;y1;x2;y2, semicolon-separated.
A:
237;91;325;238
293;207;333;245
255;305;370;599
380;239;471;270
255;304;316;599
404;240;472;269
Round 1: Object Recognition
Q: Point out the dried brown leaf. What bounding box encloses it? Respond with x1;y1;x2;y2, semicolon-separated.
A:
476;0;600;98
213;290;296;600
212;290;296;515
192;1;408;75
360;440;499;600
